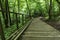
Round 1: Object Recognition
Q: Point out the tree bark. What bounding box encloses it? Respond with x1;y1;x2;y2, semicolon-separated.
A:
5;0;11;27
25;0;31;19
48;0;52;19
0;14;5;40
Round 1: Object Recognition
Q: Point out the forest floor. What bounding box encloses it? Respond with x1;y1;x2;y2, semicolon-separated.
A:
40;17;60;31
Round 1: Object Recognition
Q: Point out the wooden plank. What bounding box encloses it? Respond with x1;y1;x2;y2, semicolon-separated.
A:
14;18;33;40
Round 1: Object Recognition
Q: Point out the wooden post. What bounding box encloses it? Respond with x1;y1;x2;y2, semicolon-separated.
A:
22;15;24;25
19;15;20;23
24;15;26;23
15;14;19;29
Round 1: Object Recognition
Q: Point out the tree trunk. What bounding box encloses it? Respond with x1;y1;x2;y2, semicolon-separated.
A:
25;0;31;19
18;0;20;23
0;0;9;28
48;0;52;19
5;0;11;27
0;13;5;40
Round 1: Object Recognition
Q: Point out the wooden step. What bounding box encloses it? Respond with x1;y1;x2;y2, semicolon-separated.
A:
23;32;60;36
21;36;60;40
18;17;60;40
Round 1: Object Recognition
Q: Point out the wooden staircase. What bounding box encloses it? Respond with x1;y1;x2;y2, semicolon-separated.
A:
19;17;60;40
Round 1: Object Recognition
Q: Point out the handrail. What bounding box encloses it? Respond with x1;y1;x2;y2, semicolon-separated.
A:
6;18;33;40
0;0;32;39
0;10;25;15
14;18;33;40
0;9;32;40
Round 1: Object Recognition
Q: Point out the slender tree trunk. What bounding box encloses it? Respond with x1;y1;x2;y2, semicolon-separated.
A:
0;0;5;19
25;0;31;19
0;0;5;40
58;1;60;15
13;3;15;24
0;16;5;40
48;0;52;19
5;0;11;27
5;0;9;28
0;0;9;28
18;0;20;23
45;0;49;13
0;0;5;38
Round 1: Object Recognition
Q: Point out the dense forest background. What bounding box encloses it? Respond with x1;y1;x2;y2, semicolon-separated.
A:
0;0;60;40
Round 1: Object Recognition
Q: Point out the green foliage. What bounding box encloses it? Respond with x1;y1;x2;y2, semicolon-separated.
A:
0;0;60;39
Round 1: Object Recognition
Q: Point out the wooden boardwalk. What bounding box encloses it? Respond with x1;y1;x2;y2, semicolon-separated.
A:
20;17;60;40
